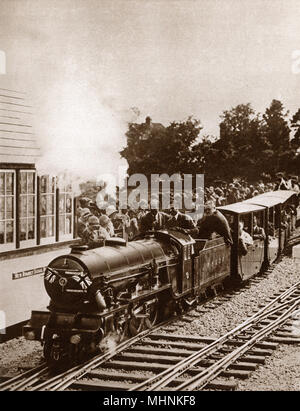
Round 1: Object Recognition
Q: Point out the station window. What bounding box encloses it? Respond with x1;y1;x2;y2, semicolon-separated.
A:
0;171;15;251
40;175;56;243
19;171;36;247
0;169;74;253
59;182;73;240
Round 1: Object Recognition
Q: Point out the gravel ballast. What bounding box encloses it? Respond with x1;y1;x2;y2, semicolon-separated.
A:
0;256;299;390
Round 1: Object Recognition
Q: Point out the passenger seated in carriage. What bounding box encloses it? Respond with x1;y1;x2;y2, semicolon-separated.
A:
253;216;266;240
238;220;253;256
268;221;276;237
82;215;110;247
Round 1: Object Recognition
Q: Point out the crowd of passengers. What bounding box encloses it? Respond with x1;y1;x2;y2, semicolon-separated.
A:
76;173;299;251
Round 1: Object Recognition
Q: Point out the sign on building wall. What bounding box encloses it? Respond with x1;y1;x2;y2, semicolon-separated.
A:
12;266;45;280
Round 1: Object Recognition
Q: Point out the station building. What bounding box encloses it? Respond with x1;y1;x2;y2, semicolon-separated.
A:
0;88;77;339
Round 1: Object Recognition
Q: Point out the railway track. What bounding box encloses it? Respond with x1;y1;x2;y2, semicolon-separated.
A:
1;234;300;393
0;268;271;392
0;317;178;392
71;280;300;392
0;363;49;392
2;279;299;391
131;284;300;391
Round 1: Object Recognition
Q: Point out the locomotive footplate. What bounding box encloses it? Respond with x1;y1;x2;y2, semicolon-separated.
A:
23;310;103;341
116;283;171;303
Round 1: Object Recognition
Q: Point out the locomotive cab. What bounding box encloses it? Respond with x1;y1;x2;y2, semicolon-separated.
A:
153;230;195;296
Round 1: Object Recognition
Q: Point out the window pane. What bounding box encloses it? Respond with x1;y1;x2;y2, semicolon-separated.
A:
66;195;72;213
20;172;27;194
40;195;47;215
28;195;35;217
59;215;65;235
0;173;4;195
40;217;47;238
59;195;65;213
20;196;27;217
6;197;13;219
27;172;34;194
0;196;4;219
0;171;15;247
66;214;72;234
50;177;55;193
20;219;27;241
47;195;54;215
40;176;47;194
19;171;36;244
6;221;13;243
6;173;13;194
28;218;35;239
40;216;54;238
48;216;54;237
0;221;4;244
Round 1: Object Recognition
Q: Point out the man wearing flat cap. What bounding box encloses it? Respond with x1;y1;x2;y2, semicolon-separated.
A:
140;200;170;234
197;201;233;246
165;204;198;237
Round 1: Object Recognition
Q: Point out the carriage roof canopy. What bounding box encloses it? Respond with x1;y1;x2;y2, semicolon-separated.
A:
243;190;296;208
217;202;265;215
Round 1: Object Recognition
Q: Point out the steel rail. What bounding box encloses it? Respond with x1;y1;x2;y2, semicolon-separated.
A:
176;298;300;390
130;281;300;391
29;316;176;391
0;363;49;392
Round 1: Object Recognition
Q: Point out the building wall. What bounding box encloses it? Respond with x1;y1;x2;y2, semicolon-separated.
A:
0;245;72;331
0;88;40;164
0;87;78;337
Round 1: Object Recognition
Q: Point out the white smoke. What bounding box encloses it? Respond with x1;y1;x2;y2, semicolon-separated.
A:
34;78;133;196
99;332;119;354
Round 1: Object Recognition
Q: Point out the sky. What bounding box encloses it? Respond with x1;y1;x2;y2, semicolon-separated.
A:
1;0;300;180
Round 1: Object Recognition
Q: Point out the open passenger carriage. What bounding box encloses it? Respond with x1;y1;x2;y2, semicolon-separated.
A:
244;190;298;263
218;202;267;281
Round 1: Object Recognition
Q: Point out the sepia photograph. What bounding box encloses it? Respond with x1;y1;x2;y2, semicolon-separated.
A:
0;0;300;396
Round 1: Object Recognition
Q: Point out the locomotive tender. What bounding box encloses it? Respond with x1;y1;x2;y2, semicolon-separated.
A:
23;190;299;365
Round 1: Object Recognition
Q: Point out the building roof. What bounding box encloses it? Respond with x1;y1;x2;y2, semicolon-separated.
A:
0;88;40;165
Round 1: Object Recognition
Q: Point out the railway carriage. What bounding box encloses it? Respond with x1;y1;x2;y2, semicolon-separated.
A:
217;202;267;281
243;190;299;262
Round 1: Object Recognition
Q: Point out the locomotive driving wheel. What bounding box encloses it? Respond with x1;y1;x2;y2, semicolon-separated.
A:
128;298;159;336
144;298;158;329
115;312;129;342
128;303;145;336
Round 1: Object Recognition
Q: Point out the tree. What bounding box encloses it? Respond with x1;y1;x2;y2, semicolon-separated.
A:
120;116;203;179
262;99;293;174
290;108;300;151
215;103;269;181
